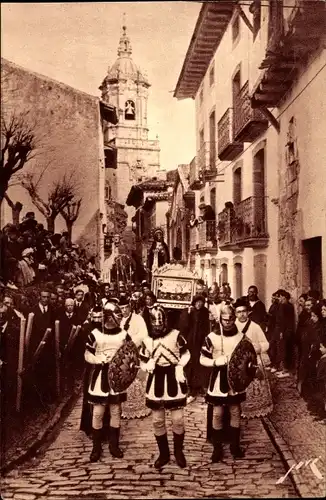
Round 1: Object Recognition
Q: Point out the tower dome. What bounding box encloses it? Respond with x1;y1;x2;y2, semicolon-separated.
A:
103;25;150;87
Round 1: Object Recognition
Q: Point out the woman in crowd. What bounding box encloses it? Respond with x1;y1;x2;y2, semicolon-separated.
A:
297;304;322;396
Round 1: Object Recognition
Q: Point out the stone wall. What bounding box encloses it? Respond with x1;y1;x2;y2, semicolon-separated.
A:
1;58;104;260
277;50;326;299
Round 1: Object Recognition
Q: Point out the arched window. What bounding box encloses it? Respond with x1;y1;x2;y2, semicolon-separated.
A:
125;100;135;120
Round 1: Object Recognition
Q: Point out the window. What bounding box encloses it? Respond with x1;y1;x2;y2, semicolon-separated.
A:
232;15;240;43
125;100;135;120
199;88;204;106
232;69;241;110
209;65;215;86
251;0;261;40
233;167;242;205
199;128;204;148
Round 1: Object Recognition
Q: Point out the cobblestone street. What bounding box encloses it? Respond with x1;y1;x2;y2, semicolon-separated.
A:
2;396;297;499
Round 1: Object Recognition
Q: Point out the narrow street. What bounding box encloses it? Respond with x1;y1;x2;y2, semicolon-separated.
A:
2;396;297;499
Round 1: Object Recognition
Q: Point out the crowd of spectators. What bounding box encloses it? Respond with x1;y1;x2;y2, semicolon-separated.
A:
267;289;326;416
0;211;99;290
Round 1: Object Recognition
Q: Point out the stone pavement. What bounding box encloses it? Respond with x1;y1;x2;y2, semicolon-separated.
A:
266;372;326;498
2;396;297;499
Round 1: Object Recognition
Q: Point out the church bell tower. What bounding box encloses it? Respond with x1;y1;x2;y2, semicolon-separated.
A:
100;22;161;217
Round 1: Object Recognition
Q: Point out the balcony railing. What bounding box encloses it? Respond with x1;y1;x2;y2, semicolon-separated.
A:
218;108;244;161
233;81;268;142
189;156;202;190
197;142;218;181
252;1;325;108
198;220;217;250
218;197;269;250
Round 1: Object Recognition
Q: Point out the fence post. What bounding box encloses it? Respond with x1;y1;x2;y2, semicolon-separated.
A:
16;317;26;412
54;320;61;398
25;312;34;353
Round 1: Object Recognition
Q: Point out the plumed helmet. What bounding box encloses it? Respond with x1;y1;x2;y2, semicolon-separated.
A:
103;300;123;328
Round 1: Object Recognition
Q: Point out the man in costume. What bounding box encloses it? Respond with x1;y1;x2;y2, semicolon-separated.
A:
140;305;190;469
200;304;248;462
234;298;273;418
84;300;130;462
119;296;151;420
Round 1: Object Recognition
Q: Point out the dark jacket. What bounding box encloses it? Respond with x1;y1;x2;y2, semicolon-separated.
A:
179;305;210;392
248;298;267;331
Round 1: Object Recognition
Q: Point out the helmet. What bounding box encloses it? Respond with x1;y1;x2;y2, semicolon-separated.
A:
103;300;123;329
149;304;167;338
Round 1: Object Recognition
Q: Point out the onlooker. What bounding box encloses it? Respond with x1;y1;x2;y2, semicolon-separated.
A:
247;285;267;331
297;305;322;395
16;248;35;287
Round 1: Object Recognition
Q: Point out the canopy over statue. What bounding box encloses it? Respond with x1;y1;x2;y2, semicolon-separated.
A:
151;263;198;310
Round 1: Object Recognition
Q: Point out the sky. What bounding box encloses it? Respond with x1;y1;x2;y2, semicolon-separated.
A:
1;1;201;172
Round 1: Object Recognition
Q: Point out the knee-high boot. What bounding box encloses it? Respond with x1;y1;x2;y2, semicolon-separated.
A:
90;428;102;462
154;434;170;469
109;427;124;458
173;432;186;468
230;426;245;458
211;428;224;462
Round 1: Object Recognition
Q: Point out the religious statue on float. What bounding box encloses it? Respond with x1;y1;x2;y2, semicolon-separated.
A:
148;228;170;270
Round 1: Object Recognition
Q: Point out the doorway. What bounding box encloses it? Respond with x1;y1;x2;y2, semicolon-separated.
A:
302;237;322;294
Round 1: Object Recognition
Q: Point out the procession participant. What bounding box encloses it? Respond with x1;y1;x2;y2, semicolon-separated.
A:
179;294;210;403
119;296;151;419
140;305;190;469
84;301;130;462
200;304;249;462
234;298;273;418
80;305;109;440
27;288;56;404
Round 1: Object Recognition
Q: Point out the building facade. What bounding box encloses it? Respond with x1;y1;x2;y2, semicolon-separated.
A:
174;1;326;303
166;164;195;265
1;58;118;273
100;24;161;223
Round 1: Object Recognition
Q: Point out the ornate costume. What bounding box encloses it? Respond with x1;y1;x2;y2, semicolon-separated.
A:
140;304;190;469
82;302;133;462
200;304;253;463
236;318;273;418
120;309;151;419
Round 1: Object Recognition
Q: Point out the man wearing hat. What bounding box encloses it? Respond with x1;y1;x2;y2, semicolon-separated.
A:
200;304;247;462
84;301;130;462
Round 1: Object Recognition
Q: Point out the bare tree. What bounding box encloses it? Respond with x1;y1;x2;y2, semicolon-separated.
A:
3;193;23;225
1;112;36;202
60;198;82;243
21;173;75;233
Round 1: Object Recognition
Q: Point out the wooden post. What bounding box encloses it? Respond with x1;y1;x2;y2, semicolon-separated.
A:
54;320;60;398
16;317;26;412
25;312;34;353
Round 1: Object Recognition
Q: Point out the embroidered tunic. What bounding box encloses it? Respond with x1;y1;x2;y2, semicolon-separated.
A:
200;325;246;405
139;329;190;410
85;327;128;405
